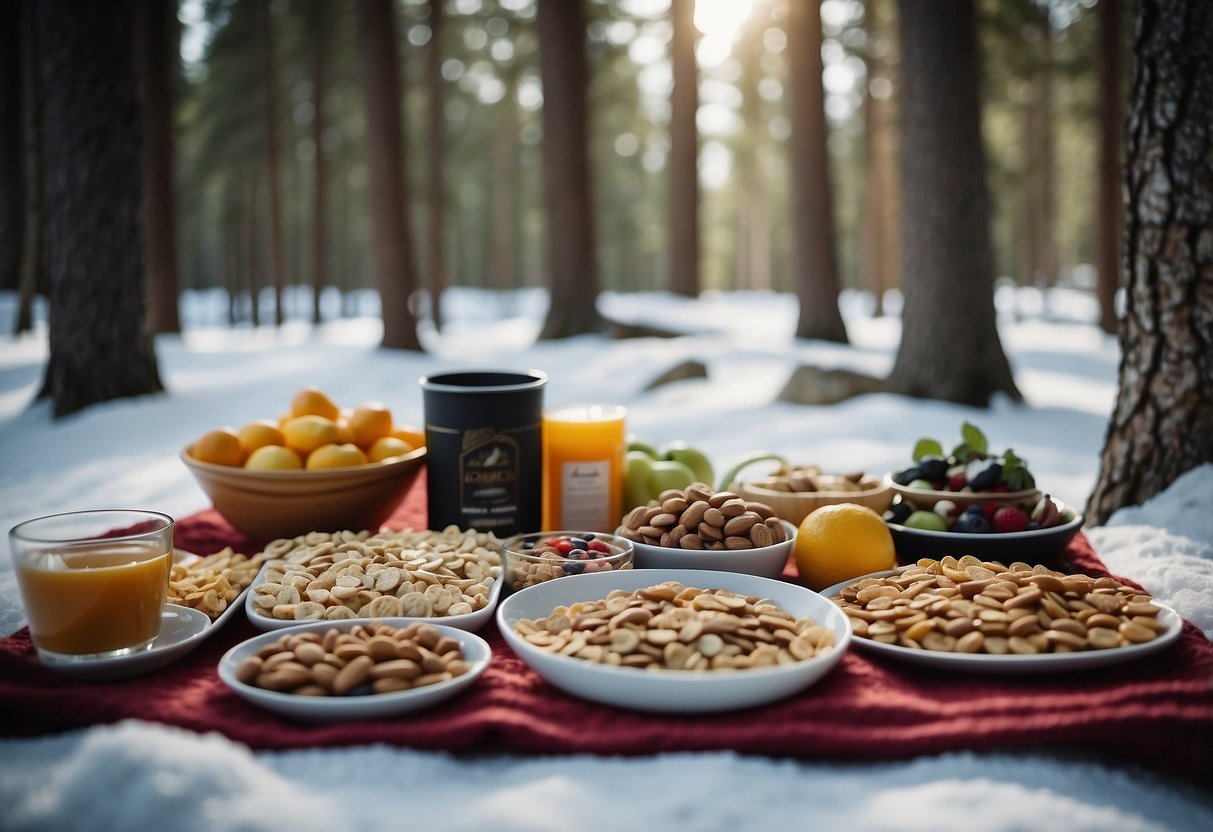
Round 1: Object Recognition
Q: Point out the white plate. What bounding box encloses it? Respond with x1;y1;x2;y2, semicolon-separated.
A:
42;604;212;681
217;620;491;722
821;571;1184;675
496;568;851;714
173;549;251;633
244;560;502;633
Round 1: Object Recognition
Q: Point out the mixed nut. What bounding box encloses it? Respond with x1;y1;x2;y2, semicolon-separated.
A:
618;482;787;550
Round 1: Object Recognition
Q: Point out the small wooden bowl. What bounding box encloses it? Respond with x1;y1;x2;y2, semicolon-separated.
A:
727;476;893;526
181;446;426;542
886;475;1040;512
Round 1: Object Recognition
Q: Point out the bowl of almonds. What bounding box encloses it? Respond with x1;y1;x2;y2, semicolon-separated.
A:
617;483;796;579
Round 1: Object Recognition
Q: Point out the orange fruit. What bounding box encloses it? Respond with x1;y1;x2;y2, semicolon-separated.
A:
191;427;244;467
306;443;369;470
348;402;393;448
367;435;413;462
290;387;340;422
244;445;303;471
282;415;340;456
237;419;286;454
392;426;426;449
793;504;896;592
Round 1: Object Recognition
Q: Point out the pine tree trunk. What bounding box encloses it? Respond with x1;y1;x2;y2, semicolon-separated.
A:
138;0;181;335
1086;0;1213;525
537;0;600;339
788;0;848;343
0;1;21;294
425;0;446;328
310;0;328;326
886;0;1019;406
261;2;285;326
355;0;422;351
859;0;896;317
15;0;44;335
1095;0;1124;335
36;0;163;417
491;67;518;292
246;174;261;327
667;0;699;298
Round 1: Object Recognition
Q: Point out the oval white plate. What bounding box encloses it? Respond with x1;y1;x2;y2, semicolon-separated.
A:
821;570;1184;675
496;568;851;713
243;559;502;633
218;620;491;722
43;604;212;682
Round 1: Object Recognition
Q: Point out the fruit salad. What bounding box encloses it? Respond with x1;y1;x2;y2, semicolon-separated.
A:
885;493;1069;534
890;421;1037;494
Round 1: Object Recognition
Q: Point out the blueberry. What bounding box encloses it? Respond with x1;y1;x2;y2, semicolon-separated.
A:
892;466;921;486
569;537;589;550
583;533;597;541
962;503;985;516
561;560;587;575
953;513;991;534
965;459;1003;491
522;541;536;550
884;503;913;525
917;455;949;482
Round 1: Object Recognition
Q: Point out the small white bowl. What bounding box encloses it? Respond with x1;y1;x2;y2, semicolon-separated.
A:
620;519;797;580
496;568;851;713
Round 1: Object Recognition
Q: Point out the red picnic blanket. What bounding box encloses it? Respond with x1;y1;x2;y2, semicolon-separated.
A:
2;473;1211;779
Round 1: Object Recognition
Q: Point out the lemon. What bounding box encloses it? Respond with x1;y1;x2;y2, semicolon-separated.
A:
306;443;369;470
237;419;286;454
290;387;341;422
282;415;340;456
348;402;393;448
244;445;303;471
793;503;896;591
191;427;244;467
367;435;412;462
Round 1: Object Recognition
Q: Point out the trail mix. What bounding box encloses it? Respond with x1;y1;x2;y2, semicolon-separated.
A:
514;580;836;670
168;547;268;619
250;527;501;622
832;556;1168;654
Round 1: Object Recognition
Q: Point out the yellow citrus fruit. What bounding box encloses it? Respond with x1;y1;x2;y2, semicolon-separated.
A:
306;443;369;470
334;418;355;445
191;427;244;467
367;435;413;462
348;402;393;448
244;445;303;471
793;503;896;592
290;387;341;422
282;415;340;456
392;426;426;449
237;419;286;454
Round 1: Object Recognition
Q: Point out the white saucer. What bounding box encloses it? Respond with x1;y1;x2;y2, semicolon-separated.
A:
40;604;212;682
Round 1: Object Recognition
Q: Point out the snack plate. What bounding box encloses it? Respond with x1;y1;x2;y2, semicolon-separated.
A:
496;568;851;714
243;559;503;633
820;570;1183;675
173;549;252;633
218;621;491;722
43;604;212;682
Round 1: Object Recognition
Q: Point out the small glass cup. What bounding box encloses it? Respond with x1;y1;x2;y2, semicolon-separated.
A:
10;509;175;664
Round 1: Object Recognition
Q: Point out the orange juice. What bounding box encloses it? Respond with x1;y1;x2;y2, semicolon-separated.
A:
542;404;627;532
15;541;171;656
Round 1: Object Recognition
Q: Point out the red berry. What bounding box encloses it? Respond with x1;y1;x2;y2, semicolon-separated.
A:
992;506;1029;533
587;540;611;554
980;500;1000;519
550;537;574;555
947;473;967;491
990;483;1009;493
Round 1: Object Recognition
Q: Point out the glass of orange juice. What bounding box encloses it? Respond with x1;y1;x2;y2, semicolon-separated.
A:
10;509;174;664
542;404;627;533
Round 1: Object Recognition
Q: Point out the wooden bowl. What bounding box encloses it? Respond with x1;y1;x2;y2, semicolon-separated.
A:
181;446;426;542
727;476;893;526
886;475;1040;512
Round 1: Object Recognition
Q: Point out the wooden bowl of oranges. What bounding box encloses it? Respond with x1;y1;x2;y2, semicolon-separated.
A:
182;387;427;542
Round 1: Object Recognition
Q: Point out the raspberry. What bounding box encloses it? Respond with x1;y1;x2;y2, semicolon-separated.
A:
947;473;967;491
992;506;1029;533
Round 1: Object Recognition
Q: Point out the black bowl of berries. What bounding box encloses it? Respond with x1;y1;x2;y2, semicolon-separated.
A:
501;531;634;592
883;494;1083;564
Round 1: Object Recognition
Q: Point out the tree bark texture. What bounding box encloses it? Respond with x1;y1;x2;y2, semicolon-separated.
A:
16;0;45;335
36;0;163;417
1087;0;1213;525
261;2;285;326
310;0;328;325
0;1;21;293
138;0;181;334
425;0;446;328
858;0;898;316
355;0;421;350
887;0;1020;406
246;173;261;326
537;0;600;339
667;0;699;297
788;0;848;343
1096;0;1125;335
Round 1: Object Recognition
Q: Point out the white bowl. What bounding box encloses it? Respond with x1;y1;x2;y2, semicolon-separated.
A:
496;568;851;713
621;520;797;580
218;620;491;722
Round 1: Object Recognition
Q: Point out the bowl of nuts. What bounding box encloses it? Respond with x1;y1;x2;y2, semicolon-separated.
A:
497;569;851;713
501;532;633;591
617;483;796;579
727;464;893;526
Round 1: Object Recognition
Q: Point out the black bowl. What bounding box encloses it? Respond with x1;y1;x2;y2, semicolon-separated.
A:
887;498;1083;565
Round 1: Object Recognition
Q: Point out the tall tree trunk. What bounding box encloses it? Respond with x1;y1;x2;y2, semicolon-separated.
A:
15;0;44;335
736;17;768;292
355;0;422;350
788;0;848;343
1018;87;1043;287
138;0;181;335
309;0;328;326
223;183;238;326
1087;0;1213;524
247;173;261;327
667;0;699;297
425;0;446;328
536;0;600;339
859;0;897;316
0;1;21;293
36;0;163;417
261;1;285;326
1095;0;1124;335
886;0;1019;405
491;69;518;293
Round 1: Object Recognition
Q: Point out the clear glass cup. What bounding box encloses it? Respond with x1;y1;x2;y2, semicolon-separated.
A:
10;509;175;664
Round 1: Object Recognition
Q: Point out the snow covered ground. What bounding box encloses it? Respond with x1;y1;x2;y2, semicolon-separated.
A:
1;286;1210;831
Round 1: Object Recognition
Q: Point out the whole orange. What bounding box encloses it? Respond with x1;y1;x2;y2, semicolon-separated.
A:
793;503;896;591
